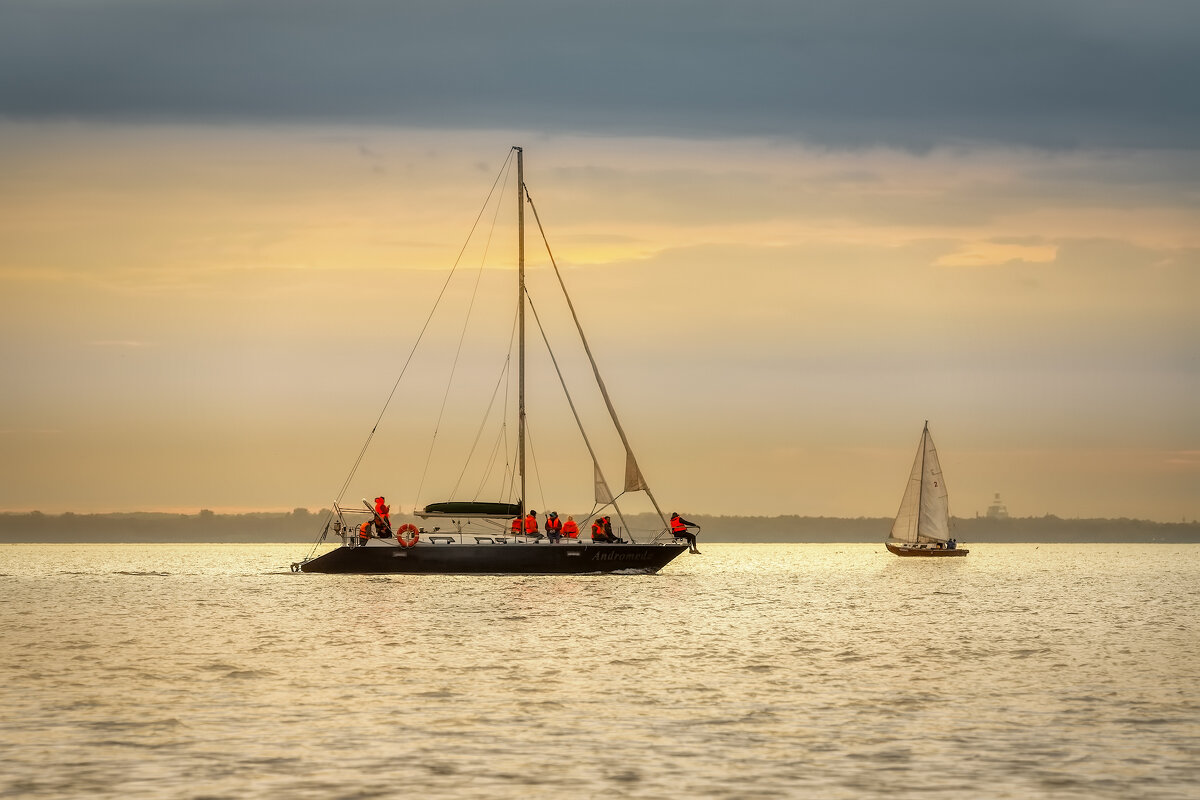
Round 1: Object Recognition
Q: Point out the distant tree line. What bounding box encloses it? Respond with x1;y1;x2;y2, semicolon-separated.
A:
1;509;1197;543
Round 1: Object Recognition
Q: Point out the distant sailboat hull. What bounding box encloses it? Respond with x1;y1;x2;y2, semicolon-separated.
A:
299;541;689;574
885;542;969;558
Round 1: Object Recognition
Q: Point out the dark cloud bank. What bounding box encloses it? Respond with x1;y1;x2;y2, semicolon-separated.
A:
2;0;1198;149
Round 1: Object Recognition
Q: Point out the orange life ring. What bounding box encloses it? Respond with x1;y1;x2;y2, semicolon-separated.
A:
397;523;420;548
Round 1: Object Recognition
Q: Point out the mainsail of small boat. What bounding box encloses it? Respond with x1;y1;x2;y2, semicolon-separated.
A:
293;147;689;574
885;421;968;557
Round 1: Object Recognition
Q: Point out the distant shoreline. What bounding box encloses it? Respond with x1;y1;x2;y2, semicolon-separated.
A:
1;510;1197;544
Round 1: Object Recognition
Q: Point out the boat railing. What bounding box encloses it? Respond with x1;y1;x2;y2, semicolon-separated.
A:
331;505;682;547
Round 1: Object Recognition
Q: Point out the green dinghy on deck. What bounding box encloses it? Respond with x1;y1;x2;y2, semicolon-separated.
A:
420;501;522;519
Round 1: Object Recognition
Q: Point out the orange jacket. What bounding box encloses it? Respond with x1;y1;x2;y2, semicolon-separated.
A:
545;517;562;535
562;519;579;538
511;518;522;534
671;516;687;534
524;514;538;534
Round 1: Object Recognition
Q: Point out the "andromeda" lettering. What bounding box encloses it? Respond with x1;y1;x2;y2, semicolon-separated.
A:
589;552;646;562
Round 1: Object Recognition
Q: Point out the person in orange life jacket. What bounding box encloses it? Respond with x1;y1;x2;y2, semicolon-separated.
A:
510;516;522;536
357;521;372;546
545;511;563;543
524;510;544;540
670;512;701;554
603;516;625;543
373;496;393;537
591;516;622;543
561;515;579;539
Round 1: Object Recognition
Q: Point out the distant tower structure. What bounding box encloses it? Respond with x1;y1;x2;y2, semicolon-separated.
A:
986;492;1009;519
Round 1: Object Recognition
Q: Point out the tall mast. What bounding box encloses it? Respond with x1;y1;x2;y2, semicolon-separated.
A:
917;420;928;540
516;146;526;513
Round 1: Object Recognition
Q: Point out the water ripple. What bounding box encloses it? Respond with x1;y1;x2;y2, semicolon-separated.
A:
0;542;1197;799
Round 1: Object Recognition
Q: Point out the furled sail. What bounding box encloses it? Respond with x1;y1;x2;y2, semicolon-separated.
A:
624;452;648;492
594;460;614;505
889;423;951;544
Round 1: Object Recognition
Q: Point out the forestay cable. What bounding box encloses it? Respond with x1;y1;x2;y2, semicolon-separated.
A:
525;290;633;540
524;186;669;532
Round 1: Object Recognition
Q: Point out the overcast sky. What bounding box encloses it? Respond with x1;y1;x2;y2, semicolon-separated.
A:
4;0;1199;148
1;1;1197;521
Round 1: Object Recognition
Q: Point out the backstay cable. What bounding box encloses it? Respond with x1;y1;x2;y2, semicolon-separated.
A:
413;155;514;509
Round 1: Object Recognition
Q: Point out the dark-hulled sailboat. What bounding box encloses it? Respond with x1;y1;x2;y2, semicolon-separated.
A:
294;148;689;574
885;421;969;557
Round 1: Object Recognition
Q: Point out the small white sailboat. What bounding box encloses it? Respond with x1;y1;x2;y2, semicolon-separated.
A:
885;421;968;557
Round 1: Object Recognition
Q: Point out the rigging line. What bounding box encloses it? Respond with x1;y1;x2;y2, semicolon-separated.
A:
501;308;516;498
300;517;332;564
330;149;515;511
413;156;515;509
502;306;519;504
451;355;512;497
525;289;627;531
524;187;669;530
463;305;518;500
505;422;520;504
524;420;548;515
472;424;509;501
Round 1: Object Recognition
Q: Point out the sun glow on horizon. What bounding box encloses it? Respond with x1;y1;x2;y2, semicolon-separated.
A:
1;123;1196;520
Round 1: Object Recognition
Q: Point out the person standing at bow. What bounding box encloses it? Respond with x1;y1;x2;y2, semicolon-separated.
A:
545;511;563;543
670;512;701;554
373;496;392;537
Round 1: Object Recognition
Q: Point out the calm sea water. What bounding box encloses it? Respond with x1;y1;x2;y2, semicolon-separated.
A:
1;542;1196;799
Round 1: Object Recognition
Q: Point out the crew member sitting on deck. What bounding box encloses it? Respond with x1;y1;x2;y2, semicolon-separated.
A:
591;517;621;543
511;516;522;537
524;510;543;540
670;512;701;554
545;511;563;543
358;521;372;546
562;515;579;539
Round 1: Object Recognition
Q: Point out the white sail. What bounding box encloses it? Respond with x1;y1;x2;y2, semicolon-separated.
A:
889;423;951;544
